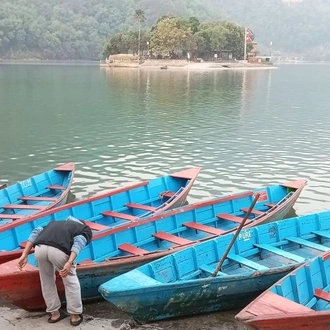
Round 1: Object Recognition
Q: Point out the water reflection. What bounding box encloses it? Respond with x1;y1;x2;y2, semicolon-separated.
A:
0;64;330;216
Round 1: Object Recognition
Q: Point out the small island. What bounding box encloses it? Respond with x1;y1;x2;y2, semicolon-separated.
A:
101;12;273;69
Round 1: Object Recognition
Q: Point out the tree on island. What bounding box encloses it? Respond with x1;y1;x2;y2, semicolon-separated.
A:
103;13;248;61
134;9;146;60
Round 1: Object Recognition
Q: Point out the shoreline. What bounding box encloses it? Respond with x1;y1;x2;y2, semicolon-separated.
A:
0;301;244;330
101;60;277;70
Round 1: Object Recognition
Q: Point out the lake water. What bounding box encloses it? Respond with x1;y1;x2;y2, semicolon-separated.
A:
1;62;329;215
1;62;330;329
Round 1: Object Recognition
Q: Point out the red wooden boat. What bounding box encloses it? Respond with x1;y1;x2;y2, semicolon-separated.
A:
236;251;330;330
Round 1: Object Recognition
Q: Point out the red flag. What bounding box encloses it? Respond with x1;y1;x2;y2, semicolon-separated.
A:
246;28;254;43
246;36;253;43
246;28;254;37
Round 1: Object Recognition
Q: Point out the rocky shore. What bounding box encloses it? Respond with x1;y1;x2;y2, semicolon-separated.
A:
100;58;275;70
0;299;245;330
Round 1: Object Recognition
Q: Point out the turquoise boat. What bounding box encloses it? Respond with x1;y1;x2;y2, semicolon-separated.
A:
98;206;330;324
0;167;200;263
0;179;305;311
0;163;75;221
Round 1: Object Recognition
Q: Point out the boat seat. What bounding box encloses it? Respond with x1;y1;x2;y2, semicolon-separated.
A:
84;221;109;231
286;237;329;252
240;208;264;215
312;231;330;240
247;291;314;315
160;191;175;198
3;204;47;210
183;222;225;235
254;244;305;263
54;163;74;171
314;288;330;302
199;264;226;276
101;211;137;222
19;196;57;202
217;213;246;223
0;214;25;220
227;253;269;271
47;185;65;190
153;232;192;245
78;259;95;265
118;243;148;256
19;241;28;248
125;203;156;212
265;203;276;208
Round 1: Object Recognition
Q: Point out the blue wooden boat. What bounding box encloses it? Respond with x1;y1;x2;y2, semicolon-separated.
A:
0;179;305;311
236;252;330;330
0;163;75;221
97;206;330;324
0;167;200;263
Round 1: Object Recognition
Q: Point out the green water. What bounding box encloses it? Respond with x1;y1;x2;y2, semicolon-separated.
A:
1;62;330;214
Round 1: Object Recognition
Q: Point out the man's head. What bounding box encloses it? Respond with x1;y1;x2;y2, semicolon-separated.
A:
66;215;85;225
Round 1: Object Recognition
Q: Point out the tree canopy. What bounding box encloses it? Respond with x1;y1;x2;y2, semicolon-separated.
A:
0;0;329;60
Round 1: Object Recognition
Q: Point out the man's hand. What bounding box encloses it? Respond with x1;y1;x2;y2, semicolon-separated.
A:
59;261;72;278
17;256;27;271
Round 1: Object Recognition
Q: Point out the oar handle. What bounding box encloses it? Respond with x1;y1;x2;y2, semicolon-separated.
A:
211;193;260;277
0;184;7;190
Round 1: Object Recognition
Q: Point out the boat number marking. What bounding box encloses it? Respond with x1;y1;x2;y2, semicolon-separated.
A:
21;179;32;189
238;230;252;241
269;225;276;238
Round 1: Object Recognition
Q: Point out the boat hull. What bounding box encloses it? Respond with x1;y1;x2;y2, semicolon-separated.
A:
0;179;306;311
0;162;75;222
103;267;297;323
236;251;330;330
0;167;200;263
99;208;330;323
240;312;330;330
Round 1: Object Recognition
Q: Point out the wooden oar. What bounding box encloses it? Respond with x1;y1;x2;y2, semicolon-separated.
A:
212;193;260;277
0;184;7;190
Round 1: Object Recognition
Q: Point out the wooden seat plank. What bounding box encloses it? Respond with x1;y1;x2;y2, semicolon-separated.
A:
3;204;47;210
265;203;276;208
240;208;264;215
118;243;148;256
227;253;269;271
19;241;28;248
102;211;137;222
19;196;57;202
47;185;65;190
125;203;156;212
217;213;245;223
315;288;330;302
254;244;305;263
153;232;191;245
199;264;226;276
0;214;25;220
183;222;225;235
84;221;109;231
312;231;330;240
245;291;313;315
78;259;95;265
286;236;329;252
160;191;175;198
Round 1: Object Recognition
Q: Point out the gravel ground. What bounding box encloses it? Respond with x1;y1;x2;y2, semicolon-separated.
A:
0;299;246;330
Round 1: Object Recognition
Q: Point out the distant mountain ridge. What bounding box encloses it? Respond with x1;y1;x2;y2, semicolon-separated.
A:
209;0;330;60
0;0;328;60
282;0;303;3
